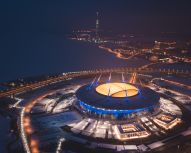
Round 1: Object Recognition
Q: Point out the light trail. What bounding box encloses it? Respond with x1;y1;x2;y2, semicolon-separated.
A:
151;78;191;90
21;90;67;153
162;79;191;90
30;139;39;153
99;46;142;60
20;107;31;153
150;78;191;98
0;69;190;98
24;101;39;153
138;62;159;70
56;138;65;153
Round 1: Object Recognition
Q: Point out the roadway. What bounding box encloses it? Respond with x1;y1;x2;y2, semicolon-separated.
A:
0;68;190;98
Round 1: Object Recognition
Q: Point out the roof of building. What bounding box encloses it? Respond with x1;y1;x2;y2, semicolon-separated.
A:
76;83;160;110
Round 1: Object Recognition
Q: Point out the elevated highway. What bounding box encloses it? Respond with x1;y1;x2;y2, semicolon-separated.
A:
0;67;190;98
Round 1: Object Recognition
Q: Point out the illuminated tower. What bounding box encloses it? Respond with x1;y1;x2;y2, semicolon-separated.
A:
95;12;99;41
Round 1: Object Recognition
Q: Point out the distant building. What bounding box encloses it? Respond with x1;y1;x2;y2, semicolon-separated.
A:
154;41;160;50
95;12;100;43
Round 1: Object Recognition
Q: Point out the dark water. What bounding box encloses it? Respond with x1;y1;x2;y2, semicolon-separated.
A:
1;33;138;83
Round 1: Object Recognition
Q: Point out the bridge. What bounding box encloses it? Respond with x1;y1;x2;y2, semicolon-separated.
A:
0;67;190;98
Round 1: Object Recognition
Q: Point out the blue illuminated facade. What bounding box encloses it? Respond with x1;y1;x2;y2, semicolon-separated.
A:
76;83;160;119
79;100;158;118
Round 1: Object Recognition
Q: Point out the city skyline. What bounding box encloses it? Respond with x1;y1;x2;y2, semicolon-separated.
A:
1;1;191;35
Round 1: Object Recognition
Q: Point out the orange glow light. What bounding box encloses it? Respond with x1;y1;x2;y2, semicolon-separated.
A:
96;83;138;97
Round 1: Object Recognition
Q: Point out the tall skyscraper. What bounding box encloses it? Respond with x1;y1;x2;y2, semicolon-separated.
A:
95;12;99;41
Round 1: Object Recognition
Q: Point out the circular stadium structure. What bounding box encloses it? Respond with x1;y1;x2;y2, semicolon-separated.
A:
76;82;160;119
13;71;186;153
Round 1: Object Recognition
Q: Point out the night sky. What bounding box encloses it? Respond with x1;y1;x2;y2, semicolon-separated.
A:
1;0;191;34
0;0;191;82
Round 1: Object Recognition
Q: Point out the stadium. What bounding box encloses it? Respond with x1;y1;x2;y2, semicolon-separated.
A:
76;82;160;119
8;70;188;153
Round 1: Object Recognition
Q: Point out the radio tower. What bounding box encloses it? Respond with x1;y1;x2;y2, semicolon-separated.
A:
95;12;99;42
